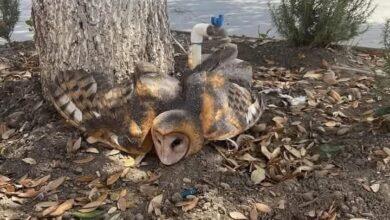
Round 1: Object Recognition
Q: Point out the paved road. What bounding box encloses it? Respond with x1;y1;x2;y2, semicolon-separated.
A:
6;0;390;48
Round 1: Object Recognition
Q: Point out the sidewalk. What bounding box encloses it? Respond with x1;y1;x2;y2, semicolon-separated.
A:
4;0;390;49
168;0;390;48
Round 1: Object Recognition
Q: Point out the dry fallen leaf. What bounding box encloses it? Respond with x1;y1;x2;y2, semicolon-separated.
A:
272;116;287;128
73;137;82;152
255;203;272;213
251;167;266;184
176;197;199;212
182;197;199;212
323;71;338;84
296;124;307;133
106;172;121;186
370;183;380;193
66;137;82;153
16;188;39;198
384;157;390;165
249;205;258;220
265;145;281;160
277;200;286;210
139;184;159;197
261;145;273;160
1;128;15;140
307;210;316;217
303;71;322;79
88;187;99;201
28;175;51;188
366;116;375;122
121;168;131;178
362;183;372;192
324;121;337;127
0;174;10;183
42;176;66;193
284;145;301;158
18;176;31;187
75;175;96;183
79;192;108;213
3;184;15;194
238;153;260;162
106;149;120;156
351;100;359;108
350;88;362;100
229;211;248;220
35;201;58;212
22;157;37;165
107;206;117;214
122;156;135;167
42;204;59;217
117;197;127;211
0;122;8;136
50;199;74;216
328;90;341;102
383;147;390;157
293;166;313;175
86;147;99;154
119;189;127;198
337;127;350;136
148;194;163;215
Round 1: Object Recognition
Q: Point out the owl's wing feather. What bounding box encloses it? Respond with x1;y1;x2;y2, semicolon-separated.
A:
203;80;264;140
49;70;134;129
227;83;265;130
192;42;253;89
217;59;253;90
192;43;238;73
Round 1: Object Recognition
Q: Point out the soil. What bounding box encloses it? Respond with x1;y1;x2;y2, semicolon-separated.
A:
0;33;390;220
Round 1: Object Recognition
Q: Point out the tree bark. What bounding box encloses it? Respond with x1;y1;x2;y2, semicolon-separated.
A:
32;0;174;94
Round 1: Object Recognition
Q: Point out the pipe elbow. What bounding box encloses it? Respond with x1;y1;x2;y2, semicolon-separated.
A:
191;23;211;44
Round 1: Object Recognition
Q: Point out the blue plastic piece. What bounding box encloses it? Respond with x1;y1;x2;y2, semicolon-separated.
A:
180;187;198;198
211;15;224;28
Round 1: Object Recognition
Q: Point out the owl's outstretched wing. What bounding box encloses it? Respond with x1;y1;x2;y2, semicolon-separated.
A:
48;69;133;130
201;71;264;141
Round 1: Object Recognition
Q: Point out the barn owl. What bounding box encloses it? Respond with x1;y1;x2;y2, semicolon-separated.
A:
151;42;265;165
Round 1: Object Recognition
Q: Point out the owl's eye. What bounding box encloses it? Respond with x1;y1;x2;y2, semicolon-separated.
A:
170;138;183;149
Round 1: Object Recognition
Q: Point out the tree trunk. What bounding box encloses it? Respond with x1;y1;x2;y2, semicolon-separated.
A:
32;0;174;94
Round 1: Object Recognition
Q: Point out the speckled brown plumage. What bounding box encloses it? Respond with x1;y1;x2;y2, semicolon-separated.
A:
188;43;265;140
48;62;182;155
151;41;265;165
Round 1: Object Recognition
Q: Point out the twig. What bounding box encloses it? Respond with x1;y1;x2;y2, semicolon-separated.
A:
331;65;373;75
298;198;318;208
172;35;188;55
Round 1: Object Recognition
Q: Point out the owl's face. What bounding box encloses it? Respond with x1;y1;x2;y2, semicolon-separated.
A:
151;110;204;165
152;129;189;165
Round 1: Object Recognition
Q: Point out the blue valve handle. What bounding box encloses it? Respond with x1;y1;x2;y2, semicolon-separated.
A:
180;187;198;198
211;15;224;28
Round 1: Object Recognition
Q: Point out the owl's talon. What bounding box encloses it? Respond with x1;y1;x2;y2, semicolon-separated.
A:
226;138;239;151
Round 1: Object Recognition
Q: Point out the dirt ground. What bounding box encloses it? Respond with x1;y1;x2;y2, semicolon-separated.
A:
0;32;390;220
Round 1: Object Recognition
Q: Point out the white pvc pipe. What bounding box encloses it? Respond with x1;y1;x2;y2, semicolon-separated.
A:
188;23;211;70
